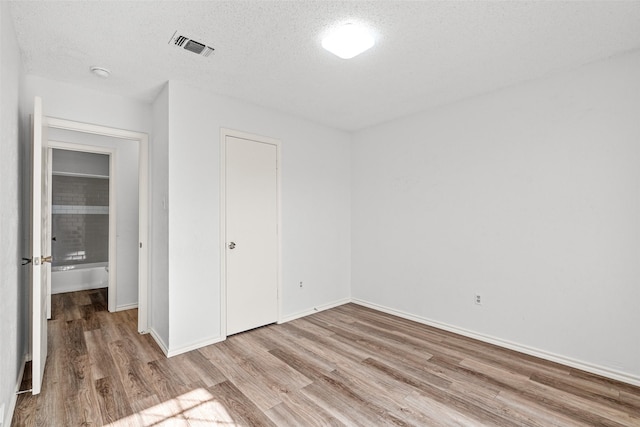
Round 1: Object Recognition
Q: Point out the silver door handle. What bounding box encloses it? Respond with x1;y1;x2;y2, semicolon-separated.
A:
228;242;236;249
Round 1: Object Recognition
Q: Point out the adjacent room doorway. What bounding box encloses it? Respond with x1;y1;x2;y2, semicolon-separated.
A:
48;146;114;316
30;96;149;395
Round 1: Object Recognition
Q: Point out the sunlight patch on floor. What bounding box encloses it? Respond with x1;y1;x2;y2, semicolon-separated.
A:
105;388;239;426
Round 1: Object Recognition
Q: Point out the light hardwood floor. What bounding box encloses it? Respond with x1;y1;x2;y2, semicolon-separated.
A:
12;289;640;426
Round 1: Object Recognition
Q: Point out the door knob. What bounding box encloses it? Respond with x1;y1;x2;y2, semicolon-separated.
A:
41;255;52;263
228;242;236;249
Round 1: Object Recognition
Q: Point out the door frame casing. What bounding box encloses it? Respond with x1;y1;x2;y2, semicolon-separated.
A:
45;117;150;332
48;141;117;312
219;128;282;339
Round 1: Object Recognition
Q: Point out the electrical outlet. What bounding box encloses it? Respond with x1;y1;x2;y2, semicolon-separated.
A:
299;281;303;288
475;294;482;305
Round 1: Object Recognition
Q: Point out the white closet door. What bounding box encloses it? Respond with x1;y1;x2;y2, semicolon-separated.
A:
225;135;278;336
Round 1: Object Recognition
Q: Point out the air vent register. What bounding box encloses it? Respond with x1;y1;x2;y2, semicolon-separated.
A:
169;31;215;57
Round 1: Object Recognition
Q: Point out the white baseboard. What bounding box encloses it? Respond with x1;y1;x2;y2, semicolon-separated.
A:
5;354;28;427
166;335;225;358
148;298;351;359
52;283;106;294
148;327;169;357
351;298;640;388
279;297;351;324
115;302;138;312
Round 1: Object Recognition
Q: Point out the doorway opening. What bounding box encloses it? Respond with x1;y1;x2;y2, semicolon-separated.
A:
49;146;114;316
45;117;149;332
30;97;149;395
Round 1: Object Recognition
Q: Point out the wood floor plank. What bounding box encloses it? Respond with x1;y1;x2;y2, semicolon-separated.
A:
266;395;345;427
326;313;467;366
225;326;279;354
87;289;108;312
84;329;114;381
146;357;193;402
205;380;278;426
38;319;66;425
403;390;488;427
11;394;37;427
187;350;229;386
62;353;102;426
530;371;640;417
198;342;284;411
299;380;382;426
265;401;328;426
495;389;593;427
95;310;124;344
95;376;133;424
336;304;450;344
362;357;522;426
108;339;156;403
268;347;332;381
129;394;163;425
70;290;93;306
325;368;417;426
81;303;101;331
261;325;338;373
12;292;640;427
276;322;374;364
461;357;633;426
114;323;160;364
73;377;103;427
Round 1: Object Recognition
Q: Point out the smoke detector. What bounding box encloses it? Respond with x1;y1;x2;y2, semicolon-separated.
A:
169;31;215;57
90;66;111;78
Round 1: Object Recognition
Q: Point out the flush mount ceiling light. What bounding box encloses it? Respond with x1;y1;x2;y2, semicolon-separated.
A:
322;23;375;59
89;66;110;78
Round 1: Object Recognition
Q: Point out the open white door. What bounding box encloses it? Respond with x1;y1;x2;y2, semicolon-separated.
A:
31;96;50;395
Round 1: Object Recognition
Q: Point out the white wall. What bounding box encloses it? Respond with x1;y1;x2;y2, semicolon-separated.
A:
162;81;351;354
352;50;640;384
52;149;109;176
48;128;140;308
22;75;152;134
0;2;26;425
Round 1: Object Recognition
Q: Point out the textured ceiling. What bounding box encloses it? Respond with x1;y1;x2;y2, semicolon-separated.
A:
9;1;640;131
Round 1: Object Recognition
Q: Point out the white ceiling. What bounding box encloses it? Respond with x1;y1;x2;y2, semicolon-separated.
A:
9;1;640;131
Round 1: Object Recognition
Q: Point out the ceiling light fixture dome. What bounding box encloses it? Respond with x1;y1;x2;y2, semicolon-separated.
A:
322;23;375;59
90;66;111;78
